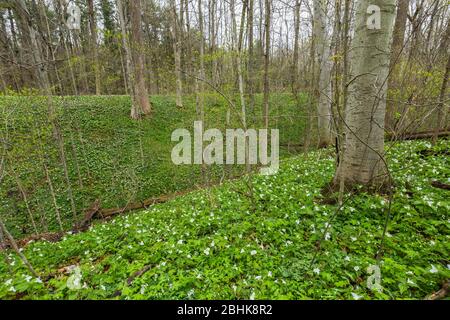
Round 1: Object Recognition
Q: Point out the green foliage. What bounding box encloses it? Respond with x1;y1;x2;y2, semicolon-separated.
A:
0;139;448;300
0;93;308;236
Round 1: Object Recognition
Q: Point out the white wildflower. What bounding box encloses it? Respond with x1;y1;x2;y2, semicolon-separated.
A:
351;293;363;300
429;265;438;274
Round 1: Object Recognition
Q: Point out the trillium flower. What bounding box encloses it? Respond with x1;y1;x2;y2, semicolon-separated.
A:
268;271;272;277
351;237;357;242
204;248;210;256
313;268;320;275
249;291;256;300
429;265;438;274
344;256;351;262
351;293;362;300
407;279;415;285
354;266;360;272
250;250;257;256
9;286;16;293
5;279;12;286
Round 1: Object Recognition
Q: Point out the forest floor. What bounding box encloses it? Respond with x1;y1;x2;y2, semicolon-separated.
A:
0;138;448;300
0;93;308;236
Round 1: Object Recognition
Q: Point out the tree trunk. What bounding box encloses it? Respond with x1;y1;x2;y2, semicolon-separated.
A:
313;0;333;147
291;0;302;94
170;0;183;108
88;0;102;95
263;0;271;128
334;0;396;188
385;0;409;132
129;0;152;119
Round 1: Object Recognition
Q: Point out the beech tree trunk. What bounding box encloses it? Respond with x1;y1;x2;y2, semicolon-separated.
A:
334;0;396;187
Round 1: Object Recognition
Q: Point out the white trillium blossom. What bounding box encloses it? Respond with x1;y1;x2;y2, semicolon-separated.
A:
429;265;439;274
250;250;257;256
351;293;363;300
204;248;211;256
313;268;320;275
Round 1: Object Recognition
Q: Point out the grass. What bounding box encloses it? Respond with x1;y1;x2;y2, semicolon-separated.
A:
0;138;448;300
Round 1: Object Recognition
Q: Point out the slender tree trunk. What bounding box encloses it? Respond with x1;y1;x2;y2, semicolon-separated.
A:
129;0;152;119
313;0;333;147
170;0;183;108
116;0;133;98
0;220;38;278
247;0;255;111
263;0;271;128
385;0;409;132
88;0;102;95
292;0;302;94
14;0;51;92
334;0;396;188
197;0;206;122
433;55;449;144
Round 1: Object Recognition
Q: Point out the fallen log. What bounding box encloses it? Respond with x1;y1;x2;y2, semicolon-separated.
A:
76;199;101;232
431;181;450;191
387;130;450;141
97;190;191;219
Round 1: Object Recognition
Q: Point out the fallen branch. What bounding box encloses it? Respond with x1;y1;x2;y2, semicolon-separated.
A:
387;130;450;141
425;280;450;300
112;264;154;297
431;181;450;191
